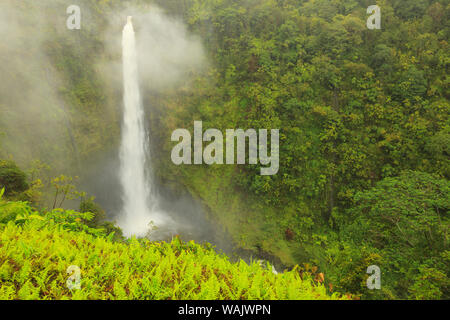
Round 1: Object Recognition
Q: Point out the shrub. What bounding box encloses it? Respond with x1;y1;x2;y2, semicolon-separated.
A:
0;160;29;196
336;171;449;299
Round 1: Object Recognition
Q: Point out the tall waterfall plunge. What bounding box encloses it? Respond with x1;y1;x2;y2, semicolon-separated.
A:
119;16;164;237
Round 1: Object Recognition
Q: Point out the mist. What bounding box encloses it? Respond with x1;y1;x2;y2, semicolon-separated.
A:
99;5;207;94
92;5;224;247
0;1;72;171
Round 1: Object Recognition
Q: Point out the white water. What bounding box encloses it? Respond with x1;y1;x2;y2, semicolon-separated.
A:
119;17;165;237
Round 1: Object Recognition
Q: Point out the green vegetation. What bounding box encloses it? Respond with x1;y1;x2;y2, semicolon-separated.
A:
0;160;29;197
0;192;343;300
0;0;119;175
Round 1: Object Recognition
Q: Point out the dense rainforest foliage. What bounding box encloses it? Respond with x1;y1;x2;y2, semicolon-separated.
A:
0;0;449;300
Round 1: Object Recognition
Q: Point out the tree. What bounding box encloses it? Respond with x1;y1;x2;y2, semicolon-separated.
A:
342;171;449;299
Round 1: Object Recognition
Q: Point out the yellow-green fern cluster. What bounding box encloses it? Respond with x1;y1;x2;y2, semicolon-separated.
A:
0;197;346;300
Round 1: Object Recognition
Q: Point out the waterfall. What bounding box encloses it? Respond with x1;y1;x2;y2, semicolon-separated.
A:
119;16;162;237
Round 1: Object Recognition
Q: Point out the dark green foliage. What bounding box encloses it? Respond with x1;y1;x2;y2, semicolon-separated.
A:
348;171;449;251
330;171;449;299
0;160;29;196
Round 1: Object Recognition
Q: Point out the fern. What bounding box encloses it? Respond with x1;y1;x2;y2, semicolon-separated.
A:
0;200;347;300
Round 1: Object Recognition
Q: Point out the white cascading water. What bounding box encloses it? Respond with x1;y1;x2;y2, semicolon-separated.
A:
119;16;164;237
